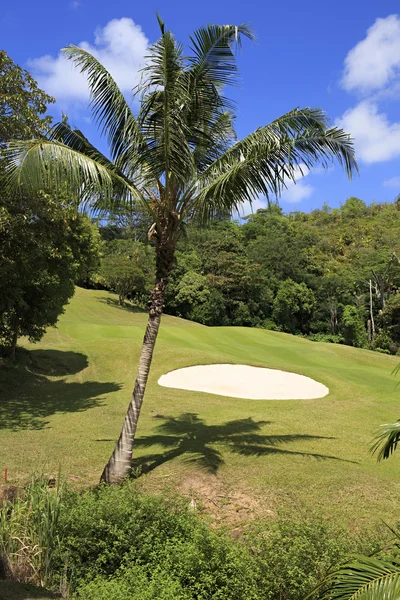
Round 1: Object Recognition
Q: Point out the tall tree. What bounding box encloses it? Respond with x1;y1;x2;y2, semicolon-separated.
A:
0;50;54;144
6;19;357;483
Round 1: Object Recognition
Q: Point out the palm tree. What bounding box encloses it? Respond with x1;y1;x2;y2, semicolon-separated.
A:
7;18;357;483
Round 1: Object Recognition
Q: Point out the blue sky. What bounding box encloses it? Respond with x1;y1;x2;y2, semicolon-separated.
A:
3;0;400;213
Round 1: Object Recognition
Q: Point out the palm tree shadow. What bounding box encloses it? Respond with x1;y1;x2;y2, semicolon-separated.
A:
132;413;354;476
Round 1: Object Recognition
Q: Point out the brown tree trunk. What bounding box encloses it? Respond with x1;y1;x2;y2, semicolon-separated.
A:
101;278;166;483
101;229;177;484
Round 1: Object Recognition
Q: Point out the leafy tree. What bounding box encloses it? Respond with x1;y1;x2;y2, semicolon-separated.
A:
272;279;315;333
173;270;211;320
341;305;367;348
100;240;154;305
0;50;54;144
0;193;99;358
0;53;100;359
7;19;357;483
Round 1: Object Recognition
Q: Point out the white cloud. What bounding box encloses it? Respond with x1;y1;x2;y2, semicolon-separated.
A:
69;0;82;8
281;179;314;203
235;166;314;217
280;165;314;204
236;196;269;218
28;18;148;106
342;15;400;94
383;176;400;188
336;101;400;163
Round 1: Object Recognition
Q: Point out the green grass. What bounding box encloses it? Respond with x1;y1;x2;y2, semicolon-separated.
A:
1;287;399;529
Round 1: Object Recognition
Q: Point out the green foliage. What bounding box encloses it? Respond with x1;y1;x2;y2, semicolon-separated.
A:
166;222;270;327
0;474;65;586
54;482;261;598
0;53;98;358
378;295;400;350
320;553;400;600
371;420;400;461
79;567;188;600
99;240;154;305
0;50;54;144
307;333;344;344
342;305;368;348
247;517;354;600
272;279;316;333
2;478;366;599
0;193;100;357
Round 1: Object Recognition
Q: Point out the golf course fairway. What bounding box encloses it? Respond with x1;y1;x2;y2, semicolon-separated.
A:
1;287;399;528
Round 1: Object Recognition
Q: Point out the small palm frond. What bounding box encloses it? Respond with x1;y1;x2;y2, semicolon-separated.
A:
189;23;255;87
371;421;400;461
318;555;400;600
62;45;145;163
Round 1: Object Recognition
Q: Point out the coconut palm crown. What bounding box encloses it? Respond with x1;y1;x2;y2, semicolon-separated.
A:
7;17;358;483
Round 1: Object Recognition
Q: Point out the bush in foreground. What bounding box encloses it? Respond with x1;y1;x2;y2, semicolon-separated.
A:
1;477;375;599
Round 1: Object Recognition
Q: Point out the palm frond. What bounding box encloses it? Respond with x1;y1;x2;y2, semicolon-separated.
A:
62;45;145;163
318;555;400;600
371;421;400;461
139;28;194;187
5;139;142;210
192;107;357;220
50;121;117;169
189;23;255;87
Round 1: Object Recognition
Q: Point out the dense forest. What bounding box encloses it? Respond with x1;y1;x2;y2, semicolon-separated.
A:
93;198;400;354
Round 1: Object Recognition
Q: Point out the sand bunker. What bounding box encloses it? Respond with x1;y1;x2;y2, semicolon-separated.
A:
158;364;329;400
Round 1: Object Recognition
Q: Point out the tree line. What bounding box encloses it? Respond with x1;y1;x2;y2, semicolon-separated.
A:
95;197;400;355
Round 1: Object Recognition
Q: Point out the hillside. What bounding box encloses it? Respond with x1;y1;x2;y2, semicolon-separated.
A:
1;286;399;528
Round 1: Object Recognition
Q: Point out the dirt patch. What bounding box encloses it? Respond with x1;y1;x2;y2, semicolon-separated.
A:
176;472;274;532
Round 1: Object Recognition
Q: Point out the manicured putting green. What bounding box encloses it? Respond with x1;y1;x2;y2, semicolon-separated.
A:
158;364;329;399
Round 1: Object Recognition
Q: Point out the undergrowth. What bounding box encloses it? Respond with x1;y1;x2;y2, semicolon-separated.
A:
0;476;381;599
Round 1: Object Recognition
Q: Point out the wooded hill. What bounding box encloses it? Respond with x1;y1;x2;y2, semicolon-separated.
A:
97;197;400;354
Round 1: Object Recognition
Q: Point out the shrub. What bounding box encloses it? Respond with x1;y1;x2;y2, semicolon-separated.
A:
55;482;261;598
373;330;397;354
246;517;356;600
78;567;188;600
1;479;367;599
307;333;344;344
341;305;368;348
0;475;64;586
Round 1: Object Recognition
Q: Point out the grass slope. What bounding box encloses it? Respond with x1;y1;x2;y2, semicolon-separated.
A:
1;287;399;528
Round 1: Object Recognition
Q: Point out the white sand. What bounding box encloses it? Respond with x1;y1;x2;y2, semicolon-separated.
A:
158;364;329;400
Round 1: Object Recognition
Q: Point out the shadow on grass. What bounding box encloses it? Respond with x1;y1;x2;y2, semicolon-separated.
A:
97;296;147;314
130;413;354;475
0;580;60;599
0;349;121;431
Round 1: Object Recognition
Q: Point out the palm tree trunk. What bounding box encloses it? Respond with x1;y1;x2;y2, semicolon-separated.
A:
101;277;167;483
